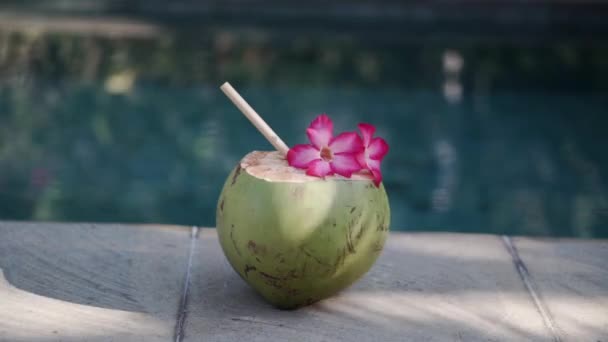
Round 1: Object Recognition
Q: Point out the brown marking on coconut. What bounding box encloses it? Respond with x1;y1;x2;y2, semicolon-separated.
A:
346;224;356;254
231;165;242;186
244;264;257;277
376;215;386;231
247;240;267;256
259;271;281;281
346;209;364;244
356;222;367;242
229;224;242;257
372;240;384;252
377;215;388;232
333;247;347;274
258;271;285;290
299;246;331;267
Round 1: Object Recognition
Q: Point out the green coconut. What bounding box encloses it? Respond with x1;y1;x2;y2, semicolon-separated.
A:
216;151;390;309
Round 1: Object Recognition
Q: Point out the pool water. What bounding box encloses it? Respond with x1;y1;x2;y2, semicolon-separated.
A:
0;20;607;237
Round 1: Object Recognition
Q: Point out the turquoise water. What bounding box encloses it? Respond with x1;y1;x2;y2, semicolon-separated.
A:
0;25;607;237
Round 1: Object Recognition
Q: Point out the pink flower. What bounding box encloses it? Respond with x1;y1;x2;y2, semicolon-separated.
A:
357;123;389;187
287;114;363;178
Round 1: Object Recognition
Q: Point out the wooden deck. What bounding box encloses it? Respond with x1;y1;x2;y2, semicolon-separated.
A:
0;222;606;341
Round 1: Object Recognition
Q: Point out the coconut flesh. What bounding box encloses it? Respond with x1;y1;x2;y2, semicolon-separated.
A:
216;151;390;309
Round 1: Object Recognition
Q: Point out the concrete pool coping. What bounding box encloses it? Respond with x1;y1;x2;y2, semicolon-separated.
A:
0;221;606;341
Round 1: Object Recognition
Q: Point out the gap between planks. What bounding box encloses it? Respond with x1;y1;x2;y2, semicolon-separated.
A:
170;230;564;342
173;226;199;342
501;236;562;342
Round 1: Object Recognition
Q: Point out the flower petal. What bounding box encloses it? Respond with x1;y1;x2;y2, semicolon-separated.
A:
365;159;383;186
329;132;363;154
370;168;383;187
368;137;389;160
356;151;367;168
358;123;376;146
287;144;320;169
306;114;333;149
331;154;362;177
366;158;381;171
306;159;333;177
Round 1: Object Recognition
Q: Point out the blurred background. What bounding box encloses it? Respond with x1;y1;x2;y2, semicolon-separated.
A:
0;1;607;237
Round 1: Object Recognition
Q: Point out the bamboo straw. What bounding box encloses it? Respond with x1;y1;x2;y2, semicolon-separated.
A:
220;82;289;155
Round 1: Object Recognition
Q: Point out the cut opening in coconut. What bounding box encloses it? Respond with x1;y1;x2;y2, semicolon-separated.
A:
241;151;374;183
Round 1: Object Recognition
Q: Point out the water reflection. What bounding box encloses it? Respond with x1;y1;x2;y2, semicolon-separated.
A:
0;20;607;237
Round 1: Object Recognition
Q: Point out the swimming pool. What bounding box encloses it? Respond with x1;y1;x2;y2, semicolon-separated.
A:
0;7;607;237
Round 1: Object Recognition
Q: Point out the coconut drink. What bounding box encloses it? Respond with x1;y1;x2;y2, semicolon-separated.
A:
217;83;390;309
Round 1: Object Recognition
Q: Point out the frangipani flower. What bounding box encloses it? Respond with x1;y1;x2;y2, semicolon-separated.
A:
357;123;389;186
287;114;363;178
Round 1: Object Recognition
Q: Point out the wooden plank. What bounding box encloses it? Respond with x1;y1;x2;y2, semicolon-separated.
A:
514;237;608;341
183;229;552;342
0;222;191;342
